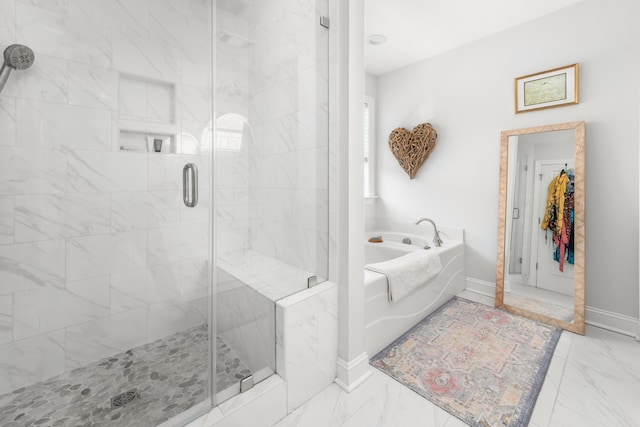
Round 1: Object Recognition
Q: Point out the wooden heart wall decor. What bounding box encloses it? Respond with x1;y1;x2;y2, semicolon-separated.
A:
388;123;438;179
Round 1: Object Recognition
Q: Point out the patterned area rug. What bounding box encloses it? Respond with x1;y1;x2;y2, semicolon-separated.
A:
370;297;560;427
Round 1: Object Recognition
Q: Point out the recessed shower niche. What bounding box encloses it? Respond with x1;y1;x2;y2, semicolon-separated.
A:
119;75;175;123
119;131;175;154
117;75;177;153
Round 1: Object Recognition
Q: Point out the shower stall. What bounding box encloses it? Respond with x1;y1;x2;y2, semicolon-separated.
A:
0;0;329;425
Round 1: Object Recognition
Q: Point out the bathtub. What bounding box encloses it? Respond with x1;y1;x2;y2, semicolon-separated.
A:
364;231;465;357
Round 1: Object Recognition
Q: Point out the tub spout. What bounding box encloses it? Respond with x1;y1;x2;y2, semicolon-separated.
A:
415;218;443;247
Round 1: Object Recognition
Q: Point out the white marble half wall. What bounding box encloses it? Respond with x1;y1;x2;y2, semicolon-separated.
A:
276;281;338;413
186;280;338;427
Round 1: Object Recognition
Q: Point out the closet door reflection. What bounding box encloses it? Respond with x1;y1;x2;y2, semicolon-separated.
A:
496;121;585;335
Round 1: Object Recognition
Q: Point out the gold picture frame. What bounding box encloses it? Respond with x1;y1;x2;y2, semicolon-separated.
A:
514;64;579;113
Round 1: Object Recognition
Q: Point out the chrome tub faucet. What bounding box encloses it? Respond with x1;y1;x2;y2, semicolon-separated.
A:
415;218;443;247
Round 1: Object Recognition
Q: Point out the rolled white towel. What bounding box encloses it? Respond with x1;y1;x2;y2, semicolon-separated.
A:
365;250;442;303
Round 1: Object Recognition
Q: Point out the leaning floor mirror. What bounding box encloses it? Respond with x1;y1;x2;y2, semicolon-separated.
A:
495;121;585;334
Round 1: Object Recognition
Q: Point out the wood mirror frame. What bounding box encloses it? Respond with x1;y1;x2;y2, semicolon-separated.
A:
495;121;585;334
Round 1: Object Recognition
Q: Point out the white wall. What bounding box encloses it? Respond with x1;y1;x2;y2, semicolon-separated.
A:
364;72;378;223
365;73;377;98
334;0;369;392
374;0;639;318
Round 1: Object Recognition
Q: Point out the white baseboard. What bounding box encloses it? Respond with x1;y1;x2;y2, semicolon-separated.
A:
465;277;496;298
584;305;639;338
334;352;372;393
464;277;639;338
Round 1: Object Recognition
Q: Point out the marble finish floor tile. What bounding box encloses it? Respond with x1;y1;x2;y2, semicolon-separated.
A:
274;310;640;427
0;325;251;427
273;369;456;427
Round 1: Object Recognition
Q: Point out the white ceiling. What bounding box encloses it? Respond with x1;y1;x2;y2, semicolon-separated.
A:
365;0;584;76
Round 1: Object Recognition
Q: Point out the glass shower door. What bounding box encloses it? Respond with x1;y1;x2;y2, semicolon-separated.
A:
0;0;214;426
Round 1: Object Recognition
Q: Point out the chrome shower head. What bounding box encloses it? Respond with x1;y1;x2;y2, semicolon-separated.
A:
0;44;35;94
4;44;35;70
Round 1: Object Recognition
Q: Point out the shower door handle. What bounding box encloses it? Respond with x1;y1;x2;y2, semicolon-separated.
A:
183;163;198;208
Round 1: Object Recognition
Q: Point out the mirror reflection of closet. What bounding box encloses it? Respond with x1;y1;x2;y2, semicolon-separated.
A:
496;121;585;334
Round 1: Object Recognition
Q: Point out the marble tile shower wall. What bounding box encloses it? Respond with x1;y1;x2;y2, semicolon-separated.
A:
215;7;251;255
248;0;329;278
0;0;212;395
215;0;329;281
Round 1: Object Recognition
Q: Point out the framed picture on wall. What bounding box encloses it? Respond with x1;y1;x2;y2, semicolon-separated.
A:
514;64;579;113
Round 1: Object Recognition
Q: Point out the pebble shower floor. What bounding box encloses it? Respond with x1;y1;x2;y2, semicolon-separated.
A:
0;325;250;426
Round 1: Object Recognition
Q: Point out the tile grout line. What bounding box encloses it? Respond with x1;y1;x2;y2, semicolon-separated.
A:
547;332;572;425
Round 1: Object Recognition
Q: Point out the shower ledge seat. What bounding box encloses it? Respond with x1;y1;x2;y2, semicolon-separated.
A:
216;249;338;415
217;249;318;302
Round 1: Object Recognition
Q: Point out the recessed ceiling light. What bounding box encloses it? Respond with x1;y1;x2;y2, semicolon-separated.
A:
367;34;387;46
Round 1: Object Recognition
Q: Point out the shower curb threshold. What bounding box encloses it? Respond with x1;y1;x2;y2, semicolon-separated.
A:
186;375;286;427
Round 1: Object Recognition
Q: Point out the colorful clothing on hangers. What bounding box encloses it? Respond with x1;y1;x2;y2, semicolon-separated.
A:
561;191;575;269
541;171;569;236
543;169;575;272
